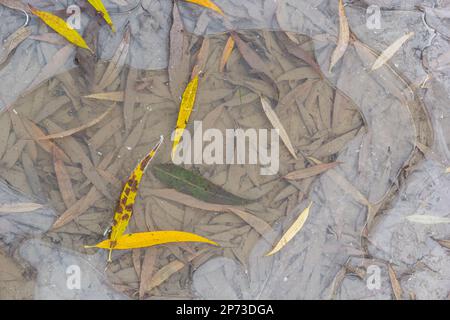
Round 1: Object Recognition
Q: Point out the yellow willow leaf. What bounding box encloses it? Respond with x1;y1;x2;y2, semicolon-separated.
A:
329;0;349;72
86;231;218;250
371;32;414;71
29;5;93;53
260;97;297;159
184;0;224;15
266;202;312;256
172;75;199;155
107;136;164;261
87;0;115;32
219;36;235;72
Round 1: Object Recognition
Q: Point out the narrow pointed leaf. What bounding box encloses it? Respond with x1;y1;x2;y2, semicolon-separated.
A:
184;0;224;15
266;202;312;256
87;231;218;249
87;0;115;32
329;0;349;72
29;5;93;53
371;32;414;71
172;75;199;155
152;164;252;205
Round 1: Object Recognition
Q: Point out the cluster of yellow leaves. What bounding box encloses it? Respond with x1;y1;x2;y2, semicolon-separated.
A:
85;136;217;262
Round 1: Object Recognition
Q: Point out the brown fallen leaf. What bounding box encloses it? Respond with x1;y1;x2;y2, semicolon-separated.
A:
266;202;312;256
53;146;77;209
95;25;131;91
38;108;112;140
371;32;414;71
0;202;43;213
436;239;450;249
227;207;273;241
191;38;210;79
124;68;138;133
329;0;349;72
260;97;297;159
0;0;31;12
219;36;235;72
184;0;224;15
284;161;342;180
168;2;191;101
27;44;75;92
0;26;32;67
139;248;157;299
388;264;403;300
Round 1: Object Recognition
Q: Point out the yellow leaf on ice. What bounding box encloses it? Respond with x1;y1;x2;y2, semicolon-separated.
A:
29;5;93;53
172;75;199;156
87;0;115;32
86;231;218;250
184;0;224;15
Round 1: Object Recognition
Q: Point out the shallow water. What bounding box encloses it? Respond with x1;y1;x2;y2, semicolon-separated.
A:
1;0;449;300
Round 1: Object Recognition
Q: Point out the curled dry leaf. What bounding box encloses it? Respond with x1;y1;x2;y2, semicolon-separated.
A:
266;202;312;256
329;0;349;72
29;5;93;53
371;32;414;71
184;0;224;15
260;97;297;159
86;231;218;250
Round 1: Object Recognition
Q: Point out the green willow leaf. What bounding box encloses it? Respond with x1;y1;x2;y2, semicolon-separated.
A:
152;164;252;205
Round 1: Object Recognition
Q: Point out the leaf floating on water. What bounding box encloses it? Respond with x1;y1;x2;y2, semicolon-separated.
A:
219;36;235;72
87;0;115;32
284;161;342;180
0;202;43;213
184;0;224;15
329;0;349;72
406;215;450;225
86;231;218;250
29;5;93;53
38;109;112;140
260;97;297;159
371;32;414;71
108;136;164;261
266;202;312;256
388;264;403;300
172;75;199;155
152;164;252;205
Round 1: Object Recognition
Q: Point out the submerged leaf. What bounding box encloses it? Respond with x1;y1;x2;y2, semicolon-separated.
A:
152;164;252;205
388;264;403;300
29;5;92;53
260;97;297;159
284;161;341;180
219;36;235;72
172;75;199;155
266;202;312;256
0;202;43;213
86;231;218;250
87;0;115;32
184;0;224;15
406;215;450;224
371;32;414;71
0;26;32;67
329;0;349;72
